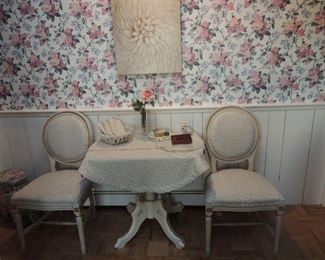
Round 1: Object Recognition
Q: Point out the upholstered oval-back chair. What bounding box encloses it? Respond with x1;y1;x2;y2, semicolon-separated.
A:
11;111;96;254
204;106;285;256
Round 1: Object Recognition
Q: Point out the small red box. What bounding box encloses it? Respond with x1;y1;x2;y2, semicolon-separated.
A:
171;134;192;145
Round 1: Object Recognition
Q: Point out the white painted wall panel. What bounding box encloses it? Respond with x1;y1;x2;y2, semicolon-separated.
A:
264;111;286;188
24;117;50;178
0;118;13;171
147;111;156;132
4;118;34;180
279;110;314;204
192;112;203;136
202;112;213;139
156;113;172;131
86;114;100;141
0;105;324;205
253;111;269;175
171;113;193;133
119;113;139;129
303;110;325;204
178;176;203;191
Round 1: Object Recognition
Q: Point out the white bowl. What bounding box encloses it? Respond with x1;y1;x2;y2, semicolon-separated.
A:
100;127;132;145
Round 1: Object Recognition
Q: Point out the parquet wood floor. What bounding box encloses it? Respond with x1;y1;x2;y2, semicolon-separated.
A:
0;205;324;259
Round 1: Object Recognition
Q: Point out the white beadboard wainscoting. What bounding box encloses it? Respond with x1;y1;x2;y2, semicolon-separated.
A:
0;104;324;206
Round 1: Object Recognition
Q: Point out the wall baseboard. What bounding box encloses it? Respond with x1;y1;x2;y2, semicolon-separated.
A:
93;191;205;206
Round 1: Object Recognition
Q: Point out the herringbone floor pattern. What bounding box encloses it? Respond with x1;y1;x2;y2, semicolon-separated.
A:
0;205;324;259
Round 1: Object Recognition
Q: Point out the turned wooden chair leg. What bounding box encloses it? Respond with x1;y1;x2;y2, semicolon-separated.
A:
14;209;26;251
74;208;86;255
273;208;284;256
205;208;213;256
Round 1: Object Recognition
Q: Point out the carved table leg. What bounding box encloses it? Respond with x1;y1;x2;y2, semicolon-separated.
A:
126;194;141;213
163;193;184;214
115;192;185;249
126;203;136;213
115;195;146;249
154;195;185;249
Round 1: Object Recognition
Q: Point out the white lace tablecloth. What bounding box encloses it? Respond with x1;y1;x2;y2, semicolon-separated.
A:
79;133;210;193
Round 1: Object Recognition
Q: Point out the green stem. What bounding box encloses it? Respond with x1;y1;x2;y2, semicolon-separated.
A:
140;107;146;129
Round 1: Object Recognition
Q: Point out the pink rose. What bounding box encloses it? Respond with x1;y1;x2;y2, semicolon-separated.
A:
10;33;31;48
268;47;281;66
0;83;9;95
225;74;242;88
70;1;92;18
308;67;321;82
94;80;109;91
283;18;304;36
108;99;121;108
198;76;210;94
35;24;48;46
20;83;39;97
70;81;81;97
118;80;132;93
278;74;299;90
62;28;74;47
0;7;5;24
240;42;255;64
50;52;65;70
211;0;227;8
227;17;245;34
251;15;269;35
249;71;264;88
89;25;105;40
183;97;192;105
41;0;58;16
297;44;314;59
211;50;232;67
183;48;196;65
238;94;252;104
314;10;325;34
244;0;252;7
18;2;37;16
44;76;58;95
3;58;15;75
272;0;289;9
141;88;154;102
29;54;44;69
197;22;212;41
98;0;109;14
78;56;97;71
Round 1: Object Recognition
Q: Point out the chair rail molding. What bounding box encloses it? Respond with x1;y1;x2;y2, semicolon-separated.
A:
1;103;325;206
0;103;324;117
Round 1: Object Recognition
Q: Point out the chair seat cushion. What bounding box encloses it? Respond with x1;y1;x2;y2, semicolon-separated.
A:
205;169;284;209
11;170;91;210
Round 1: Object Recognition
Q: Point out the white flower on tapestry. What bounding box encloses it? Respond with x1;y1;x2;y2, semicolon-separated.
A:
111;0;182;75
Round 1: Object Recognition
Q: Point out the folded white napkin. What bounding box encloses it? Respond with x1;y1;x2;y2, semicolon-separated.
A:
108;118;127;136
99;118;127;136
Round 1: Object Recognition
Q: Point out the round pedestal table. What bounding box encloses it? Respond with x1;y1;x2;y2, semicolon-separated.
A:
79;133;210;249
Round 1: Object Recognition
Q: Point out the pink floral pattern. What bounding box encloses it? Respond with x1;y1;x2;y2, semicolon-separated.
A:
0;0;324;110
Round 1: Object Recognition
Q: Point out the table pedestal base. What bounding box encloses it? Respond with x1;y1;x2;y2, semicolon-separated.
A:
114;192;185;249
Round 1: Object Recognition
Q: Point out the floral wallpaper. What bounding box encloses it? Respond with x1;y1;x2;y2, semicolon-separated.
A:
0;0;324;110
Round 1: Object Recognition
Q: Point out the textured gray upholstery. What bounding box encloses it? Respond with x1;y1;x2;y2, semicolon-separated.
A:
204;106;284;256
11;111;95;255
205;169;284;209
43;111;93;164
11;170;91;210
206;106;260;163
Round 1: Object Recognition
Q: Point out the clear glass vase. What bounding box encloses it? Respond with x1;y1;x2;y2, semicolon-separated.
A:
140;107;148;136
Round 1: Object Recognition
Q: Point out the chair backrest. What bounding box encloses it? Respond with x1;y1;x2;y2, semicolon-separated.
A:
43;111;94;169
205;106;260;172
